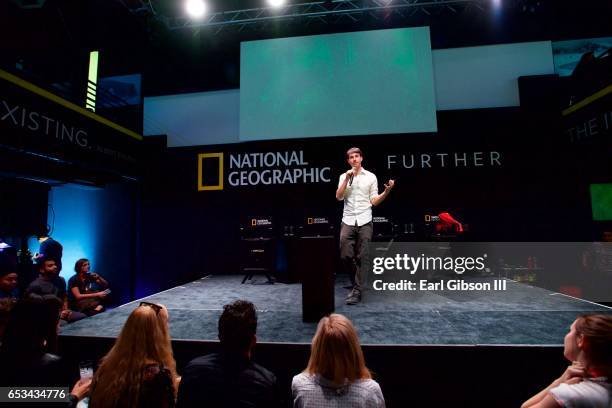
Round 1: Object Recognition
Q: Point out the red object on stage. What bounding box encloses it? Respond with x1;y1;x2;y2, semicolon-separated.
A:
435;212;464;233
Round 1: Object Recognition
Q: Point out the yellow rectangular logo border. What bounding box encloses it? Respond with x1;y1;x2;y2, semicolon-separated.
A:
197;153;224;191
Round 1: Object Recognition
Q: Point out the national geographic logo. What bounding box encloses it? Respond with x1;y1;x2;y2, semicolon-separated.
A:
197;150;331;191
197;153;224;191
308;217;329;225
251;218;272;226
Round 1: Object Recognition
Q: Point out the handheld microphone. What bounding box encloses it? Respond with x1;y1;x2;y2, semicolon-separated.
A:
348;173;354;186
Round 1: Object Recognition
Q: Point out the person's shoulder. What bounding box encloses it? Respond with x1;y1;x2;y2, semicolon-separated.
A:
352;379;384;406
248;360;277;384
38;353;68;376
67;274;78;285
139;366;174;407
351;379;383;396
26;277;44;290
362;168;377;178
49;238;62;248
292;372;312;381
28;276;43;285
143;364;173;385
353;378;382;391
186;353;219;368
292;372;315;388
181;353;222;378
550;379;611;407
54;275;66;285
39;353;63;366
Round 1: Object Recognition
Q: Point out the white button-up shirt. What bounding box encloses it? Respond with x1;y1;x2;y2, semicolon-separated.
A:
338;168;378;226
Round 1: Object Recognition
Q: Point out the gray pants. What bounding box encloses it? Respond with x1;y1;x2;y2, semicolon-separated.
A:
340;221;373;294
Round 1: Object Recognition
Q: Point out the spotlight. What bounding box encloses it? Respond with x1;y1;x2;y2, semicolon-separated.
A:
267;0;286;7
185;0;207;18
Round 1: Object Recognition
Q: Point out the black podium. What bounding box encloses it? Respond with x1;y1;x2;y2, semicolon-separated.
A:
240;216;275;284
297;235;335;322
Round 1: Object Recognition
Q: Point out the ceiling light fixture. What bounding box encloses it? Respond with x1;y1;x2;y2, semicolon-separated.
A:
267;0;287;8
185;0;207;18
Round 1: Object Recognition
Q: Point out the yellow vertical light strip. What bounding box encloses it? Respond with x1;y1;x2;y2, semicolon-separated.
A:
87;51;99;111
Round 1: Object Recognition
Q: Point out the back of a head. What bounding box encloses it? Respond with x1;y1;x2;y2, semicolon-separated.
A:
218;300;257;354
306;313;371;385
36;229;49;240
91;305;176;408
0;296;62;358
576;314;612;370
116;305;171;358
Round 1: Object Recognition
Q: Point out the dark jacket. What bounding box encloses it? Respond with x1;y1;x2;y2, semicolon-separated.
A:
0;352;74;387
177;352;281;408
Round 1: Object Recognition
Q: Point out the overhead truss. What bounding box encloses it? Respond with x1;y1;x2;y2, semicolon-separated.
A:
132;0;488;34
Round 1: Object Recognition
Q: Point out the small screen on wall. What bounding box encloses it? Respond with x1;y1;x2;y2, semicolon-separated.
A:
590;183;612;221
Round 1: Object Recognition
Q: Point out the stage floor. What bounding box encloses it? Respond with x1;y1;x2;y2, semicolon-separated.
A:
60;275;611;345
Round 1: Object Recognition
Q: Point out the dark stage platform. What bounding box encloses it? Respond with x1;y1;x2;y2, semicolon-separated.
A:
60;275;611;345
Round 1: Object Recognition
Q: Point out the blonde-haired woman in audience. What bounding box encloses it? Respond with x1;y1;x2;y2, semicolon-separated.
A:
292;313;385;408
89;302;179;408
522;314;612;408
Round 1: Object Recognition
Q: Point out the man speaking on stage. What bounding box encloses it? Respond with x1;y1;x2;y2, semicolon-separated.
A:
336;147;395;305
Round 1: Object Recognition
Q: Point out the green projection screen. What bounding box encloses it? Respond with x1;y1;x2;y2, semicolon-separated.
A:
240;27;437;141
591;183;612;221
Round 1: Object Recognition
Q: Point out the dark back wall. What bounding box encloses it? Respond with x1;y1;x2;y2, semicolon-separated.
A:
47;182;139;305
137;107;609;296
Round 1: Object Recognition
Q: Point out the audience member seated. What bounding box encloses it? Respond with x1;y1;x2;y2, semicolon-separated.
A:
292;313;385;408
0;296;91;406
0;298;16;344
89;301;179;408
177;300;281;408
68;258;110;316
522;314;612;408
26;257;86;324
0;269;18;300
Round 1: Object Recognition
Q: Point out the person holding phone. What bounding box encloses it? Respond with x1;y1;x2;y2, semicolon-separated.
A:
0;296;92;407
